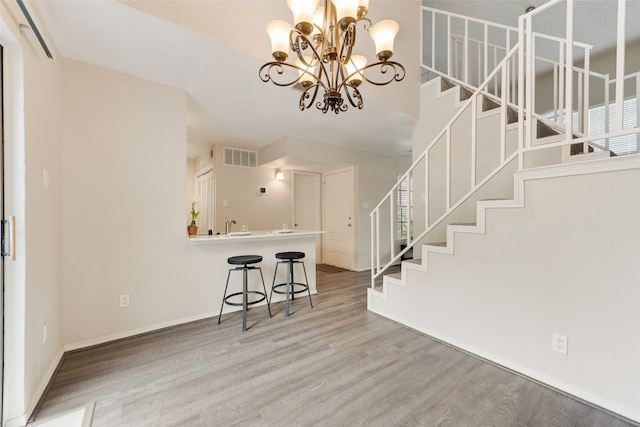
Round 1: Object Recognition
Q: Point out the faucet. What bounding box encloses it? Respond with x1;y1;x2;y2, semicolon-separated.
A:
224;217;236;234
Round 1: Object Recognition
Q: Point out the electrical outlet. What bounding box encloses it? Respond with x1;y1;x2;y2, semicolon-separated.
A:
552;333;568;355
119;294;130;308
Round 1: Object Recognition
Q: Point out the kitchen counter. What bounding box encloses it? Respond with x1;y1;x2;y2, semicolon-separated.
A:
187;230;324;316
187;229;324;245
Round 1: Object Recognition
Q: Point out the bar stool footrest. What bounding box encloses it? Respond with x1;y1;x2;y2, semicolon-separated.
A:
272;282;310;295
223;291;268;307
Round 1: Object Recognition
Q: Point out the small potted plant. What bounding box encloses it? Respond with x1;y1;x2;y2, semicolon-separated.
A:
188;202;199;236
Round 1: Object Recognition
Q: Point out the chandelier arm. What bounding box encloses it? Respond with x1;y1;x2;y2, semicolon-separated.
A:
342;83;363;110
337;61;406;90
291;31;318;67
300;84;321;111
258;61;329;91
358;16;372;32
290;30;332;88
338;22;356;65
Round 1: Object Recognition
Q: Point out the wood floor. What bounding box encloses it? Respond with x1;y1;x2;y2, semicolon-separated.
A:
32;268;637;427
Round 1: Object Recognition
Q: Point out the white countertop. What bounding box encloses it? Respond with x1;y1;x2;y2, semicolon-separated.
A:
187;229;325;245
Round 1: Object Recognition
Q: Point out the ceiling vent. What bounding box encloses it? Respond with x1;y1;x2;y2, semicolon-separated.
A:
224;147;257;168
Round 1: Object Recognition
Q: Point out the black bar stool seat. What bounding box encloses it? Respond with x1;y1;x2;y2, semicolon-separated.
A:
218;255;272;331
271;251;313;317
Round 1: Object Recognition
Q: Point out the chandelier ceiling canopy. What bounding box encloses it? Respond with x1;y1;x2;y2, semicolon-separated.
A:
259;0;406;114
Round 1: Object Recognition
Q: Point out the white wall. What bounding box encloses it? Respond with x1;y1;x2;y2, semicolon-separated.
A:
51;61;316;349
211;144;293;233
59;59;191;345
121;0;422;119
1;2;64;424
260;136;412;271
370;162;640;421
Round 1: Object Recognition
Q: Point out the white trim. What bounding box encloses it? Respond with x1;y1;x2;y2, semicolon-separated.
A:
366;305;640;423
368;154;640;422
195;164;212;178
5;349;65;427
63;312;218;352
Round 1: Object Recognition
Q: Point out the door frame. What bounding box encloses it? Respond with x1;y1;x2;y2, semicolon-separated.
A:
322;166;355;270
292;171;322;263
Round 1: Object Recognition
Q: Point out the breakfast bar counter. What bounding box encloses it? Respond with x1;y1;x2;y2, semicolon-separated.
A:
188;230;324;317
187;229;323;245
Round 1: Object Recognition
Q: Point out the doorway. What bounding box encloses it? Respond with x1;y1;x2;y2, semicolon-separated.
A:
293;171;322;262
323;167;355;270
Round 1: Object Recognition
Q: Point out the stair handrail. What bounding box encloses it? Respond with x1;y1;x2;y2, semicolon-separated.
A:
422;7;593;94
373;0;639;288
519;0;638;157
422;7;519;88
371;44;521;285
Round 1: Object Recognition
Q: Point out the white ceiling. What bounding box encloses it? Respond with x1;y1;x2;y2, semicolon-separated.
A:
33;0;639;161
34;0;417;160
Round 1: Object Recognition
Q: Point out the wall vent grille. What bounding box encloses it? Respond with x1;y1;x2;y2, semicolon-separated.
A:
224;147;257;168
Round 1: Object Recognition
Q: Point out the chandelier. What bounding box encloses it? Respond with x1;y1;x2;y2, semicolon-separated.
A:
258;0;406;114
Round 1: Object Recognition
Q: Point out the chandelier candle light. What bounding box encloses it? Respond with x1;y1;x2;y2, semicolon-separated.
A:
259;0;405;114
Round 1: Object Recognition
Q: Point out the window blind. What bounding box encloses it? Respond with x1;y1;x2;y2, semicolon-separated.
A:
396;174;413;240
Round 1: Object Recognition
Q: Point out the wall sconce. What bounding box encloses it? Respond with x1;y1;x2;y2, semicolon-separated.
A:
275;168;284;180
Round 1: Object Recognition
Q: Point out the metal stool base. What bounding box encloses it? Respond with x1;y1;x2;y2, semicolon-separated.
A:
270;259;313;317
218;262;272;332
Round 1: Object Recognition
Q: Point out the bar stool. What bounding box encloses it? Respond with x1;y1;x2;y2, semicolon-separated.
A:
218;255;272;331
270;251;313;317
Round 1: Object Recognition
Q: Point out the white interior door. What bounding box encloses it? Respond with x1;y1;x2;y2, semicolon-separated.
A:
293;171;322;263
323;168;355;270
196;167;214;235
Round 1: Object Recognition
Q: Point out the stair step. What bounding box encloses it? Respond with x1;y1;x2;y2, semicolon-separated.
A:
440;77;456;92
451;222;476;226
427;242;447;247
386;272;402;280
507;106;519;124
536;118;581;141
482;96;500;111
479;95;519;125
537;120;561;138
563;150;614;163
460;87;474;101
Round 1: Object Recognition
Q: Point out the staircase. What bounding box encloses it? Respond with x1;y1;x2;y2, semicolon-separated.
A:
368;0;640;423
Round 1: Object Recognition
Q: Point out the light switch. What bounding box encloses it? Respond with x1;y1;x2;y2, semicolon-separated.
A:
223;200;228;207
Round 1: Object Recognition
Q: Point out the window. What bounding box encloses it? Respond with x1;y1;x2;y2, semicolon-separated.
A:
396;174;413;240
545;97;638;155
589;98;638;155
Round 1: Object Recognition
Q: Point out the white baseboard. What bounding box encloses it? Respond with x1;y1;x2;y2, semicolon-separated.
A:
63;289;318;352
5;348;66;427
63;311;219;352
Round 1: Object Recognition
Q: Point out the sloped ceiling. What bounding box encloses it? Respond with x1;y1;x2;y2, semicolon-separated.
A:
34;0;640;161
35;0;419;160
